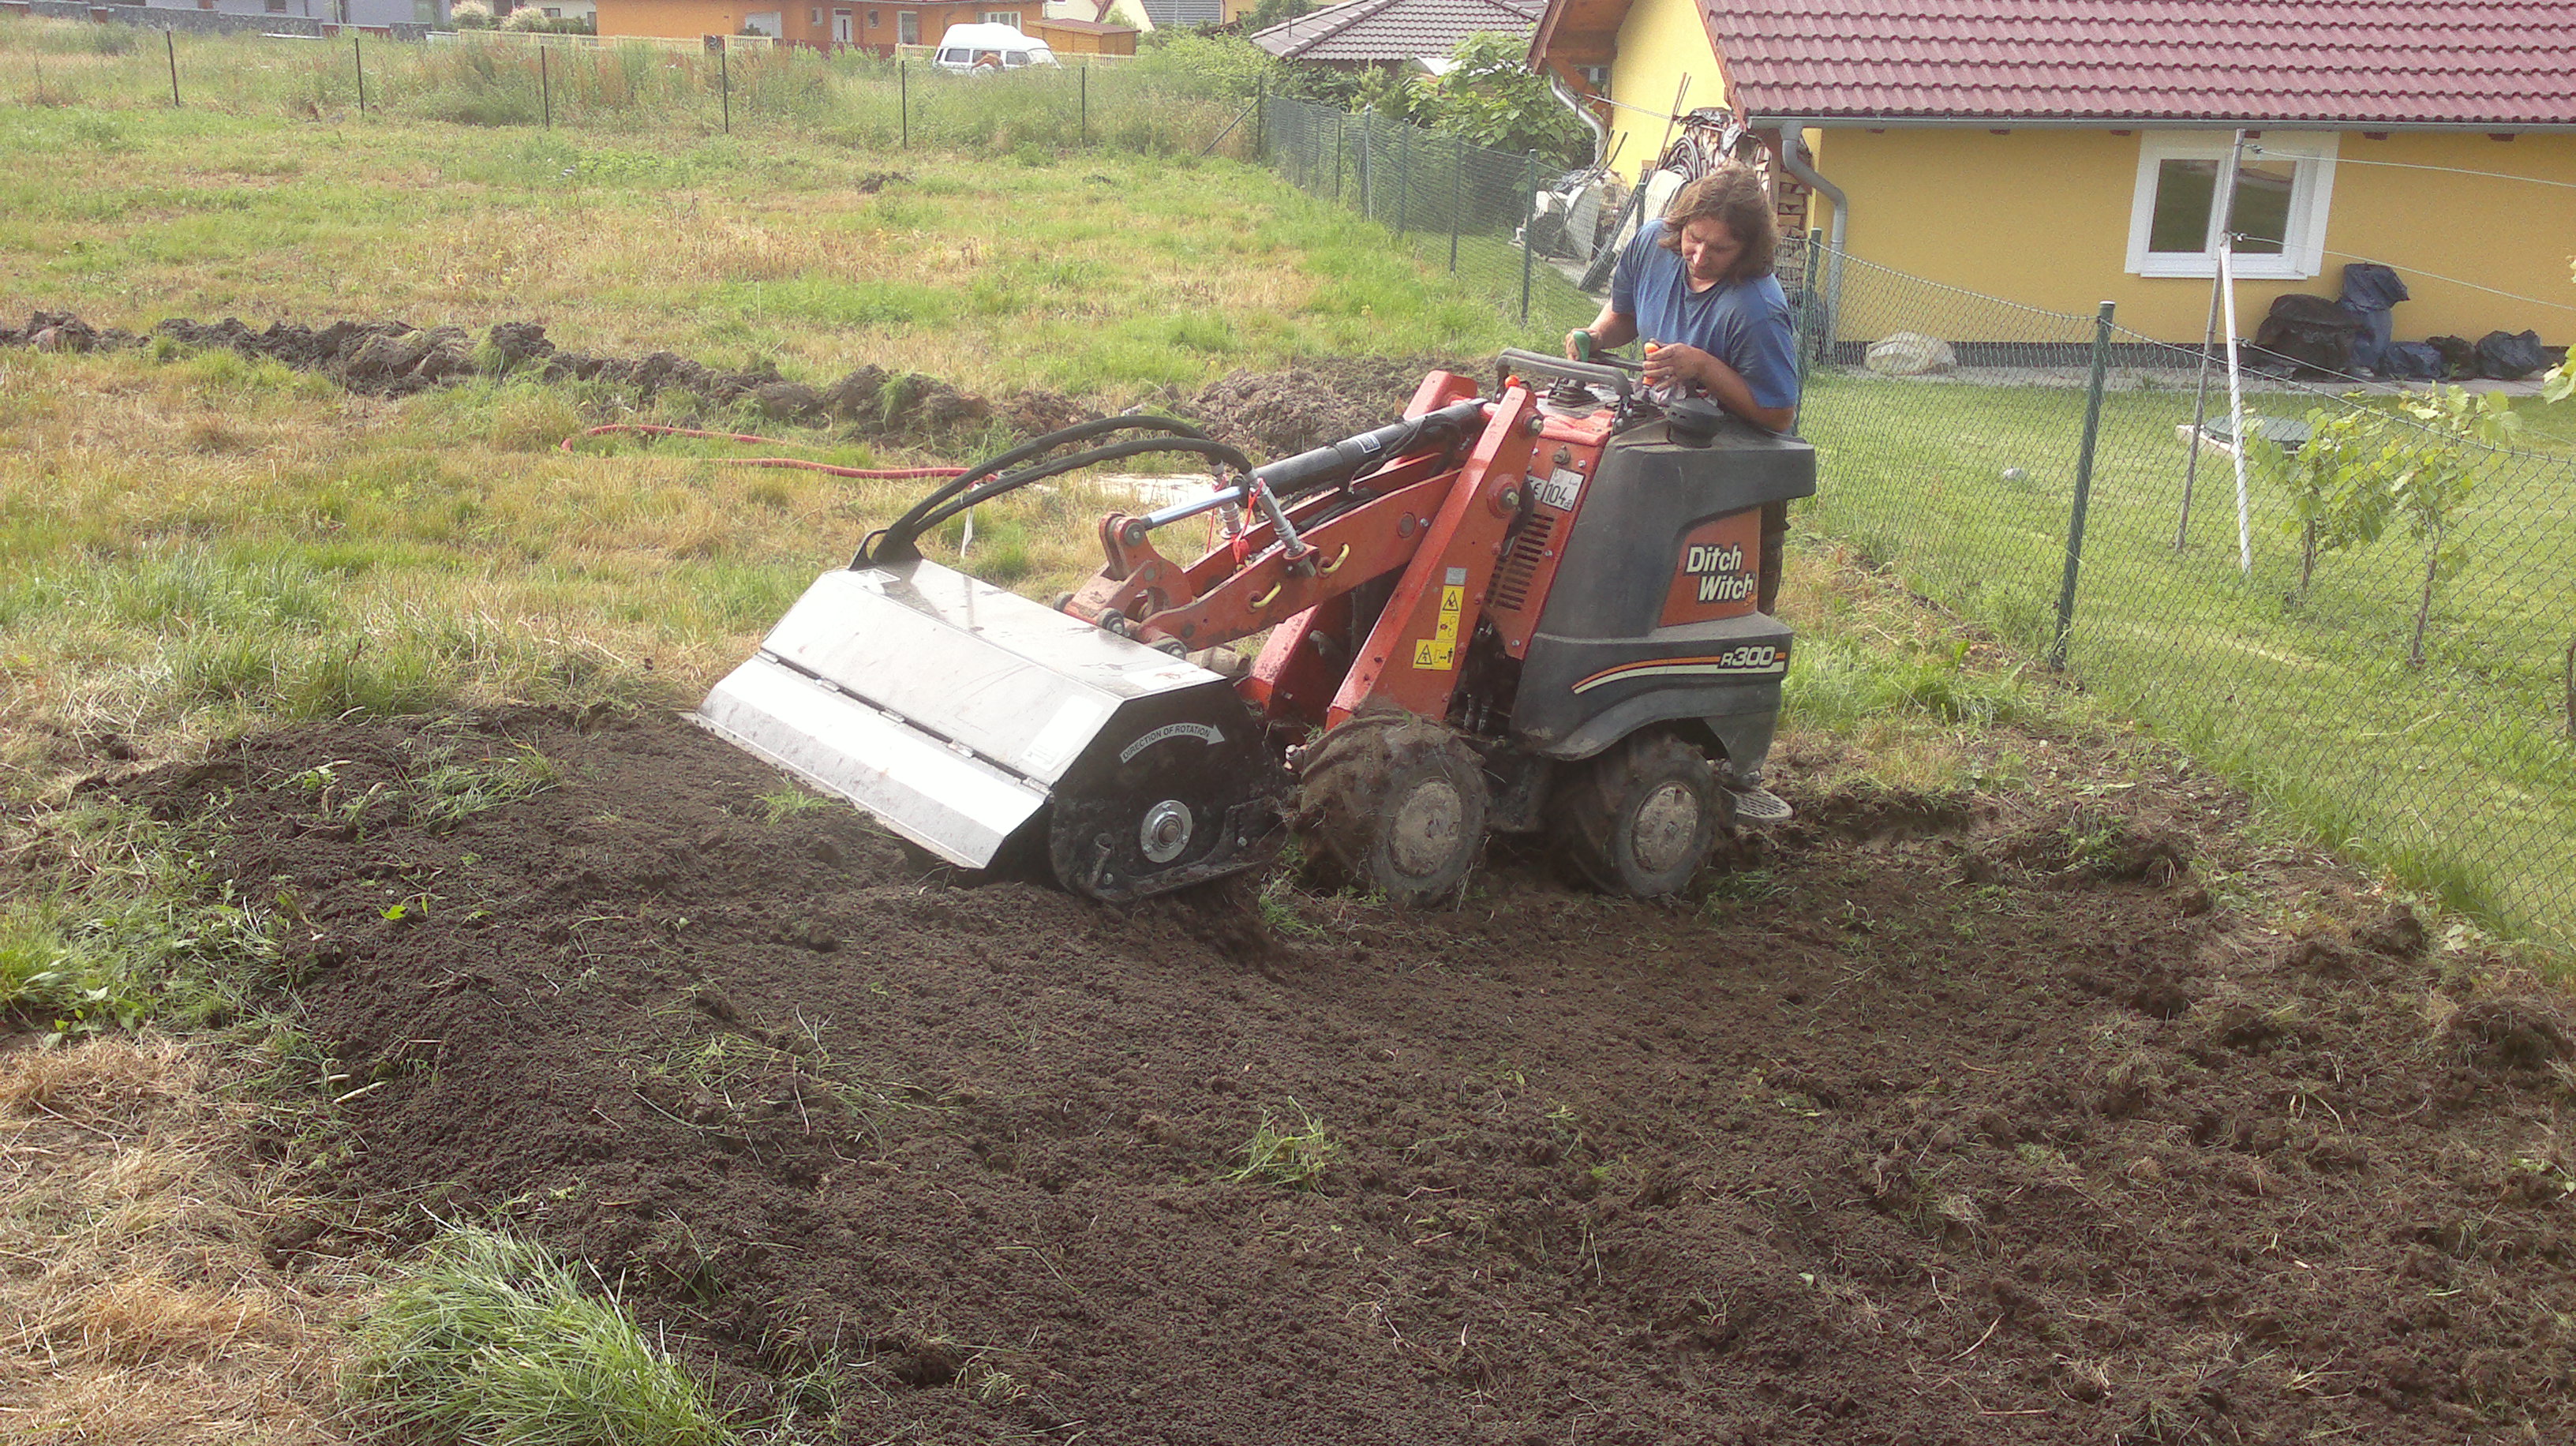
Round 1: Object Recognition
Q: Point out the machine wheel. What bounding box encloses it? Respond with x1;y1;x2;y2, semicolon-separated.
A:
1294;710;1488;908
1551;731;1731;898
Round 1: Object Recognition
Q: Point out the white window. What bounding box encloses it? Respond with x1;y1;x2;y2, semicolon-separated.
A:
2125;132;2338;280
897;9;917;42
979;9;1020;27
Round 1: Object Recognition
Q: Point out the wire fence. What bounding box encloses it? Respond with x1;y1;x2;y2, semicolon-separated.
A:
2;17;1250;155
1259;95;1605;342
1254;102;2576;942
1792;247;2576;947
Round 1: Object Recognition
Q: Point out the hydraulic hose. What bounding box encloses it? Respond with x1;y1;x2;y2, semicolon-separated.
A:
865;412;1226;564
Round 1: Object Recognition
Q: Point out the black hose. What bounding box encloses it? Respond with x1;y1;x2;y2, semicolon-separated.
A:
865;415;1218;563
885;437;1256;560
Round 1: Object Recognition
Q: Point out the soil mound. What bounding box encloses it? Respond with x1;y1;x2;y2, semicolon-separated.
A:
108;710;2574;1444
6;309;1474;460
1187;355;1481;457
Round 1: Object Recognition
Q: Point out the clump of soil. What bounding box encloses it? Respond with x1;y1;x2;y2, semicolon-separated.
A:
5;309;1473;461
1185;354;1481;457
101;709;2576;1444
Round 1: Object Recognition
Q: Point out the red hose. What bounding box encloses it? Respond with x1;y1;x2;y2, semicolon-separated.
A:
560;424;968;480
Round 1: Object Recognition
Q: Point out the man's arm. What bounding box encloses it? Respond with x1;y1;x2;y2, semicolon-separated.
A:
1642;344;1795;433
1567;302;1638;360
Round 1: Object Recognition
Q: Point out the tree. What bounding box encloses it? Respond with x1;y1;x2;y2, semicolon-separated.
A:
1405;32;1590;166
2251;407;2396;598
2387;386;2518;668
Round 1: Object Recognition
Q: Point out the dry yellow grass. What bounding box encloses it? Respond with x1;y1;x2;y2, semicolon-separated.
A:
0;1036;353;1445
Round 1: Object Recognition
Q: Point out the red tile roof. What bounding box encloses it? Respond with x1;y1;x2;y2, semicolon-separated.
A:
1254;0;1544;65
1608;0;2576;126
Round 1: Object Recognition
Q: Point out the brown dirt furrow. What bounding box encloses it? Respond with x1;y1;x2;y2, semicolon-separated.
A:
110;707;2576;1446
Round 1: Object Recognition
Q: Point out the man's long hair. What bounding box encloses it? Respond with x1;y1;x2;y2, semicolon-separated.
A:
1654;164;1778;281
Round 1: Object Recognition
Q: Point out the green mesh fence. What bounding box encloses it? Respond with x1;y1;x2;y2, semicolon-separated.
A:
1257;95;1604;340
1794;245;2576;946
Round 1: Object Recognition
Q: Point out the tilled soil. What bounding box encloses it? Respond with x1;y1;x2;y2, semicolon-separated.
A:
1;309;1456;459
110;708;2575;1444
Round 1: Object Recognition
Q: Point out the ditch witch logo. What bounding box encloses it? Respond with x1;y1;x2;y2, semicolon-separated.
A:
1681;543;1756;604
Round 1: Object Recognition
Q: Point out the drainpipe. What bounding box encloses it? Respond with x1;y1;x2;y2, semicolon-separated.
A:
1546;72;1609;170
1779;125;1846;359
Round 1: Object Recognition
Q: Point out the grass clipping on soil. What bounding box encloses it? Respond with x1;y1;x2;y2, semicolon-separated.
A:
0;1035;344;1444
346;1226;733;1446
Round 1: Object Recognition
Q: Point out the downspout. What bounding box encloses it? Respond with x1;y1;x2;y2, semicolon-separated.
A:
1547;72;1610;170
1779;125;1845;359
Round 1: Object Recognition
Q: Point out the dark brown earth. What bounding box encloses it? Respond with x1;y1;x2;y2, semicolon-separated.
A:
0;309;1455;461
105;706;2576;1445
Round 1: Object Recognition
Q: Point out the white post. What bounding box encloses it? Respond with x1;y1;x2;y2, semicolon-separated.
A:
2213;130;2254;575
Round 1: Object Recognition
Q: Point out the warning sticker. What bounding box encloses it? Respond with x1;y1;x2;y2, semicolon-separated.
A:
1413;573;1469;671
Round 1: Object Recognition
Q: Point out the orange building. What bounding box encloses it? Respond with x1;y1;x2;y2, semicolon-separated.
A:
595;0;1065;54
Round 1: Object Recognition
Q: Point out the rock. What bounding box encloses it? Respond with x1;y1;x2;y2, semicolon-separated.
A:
1864;332;1958;376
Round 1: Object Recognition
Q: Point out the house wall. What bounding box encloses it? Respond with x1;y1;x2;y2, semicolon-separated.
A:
1803;127;2576;347
1027;21;1132;53
597;0;1039;51
26;0;437;27
1602;0;1717;183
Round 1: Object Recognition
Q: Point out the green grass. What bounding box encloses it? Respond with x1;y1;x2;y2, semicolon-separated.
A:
1222;1099;1339;1190
0;804;283;1040
347;1224;738;1446
1798;362;2576;942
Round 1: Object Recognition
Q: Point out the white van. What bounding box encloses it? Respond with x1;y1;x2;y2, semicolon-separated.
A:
930;23;1058;73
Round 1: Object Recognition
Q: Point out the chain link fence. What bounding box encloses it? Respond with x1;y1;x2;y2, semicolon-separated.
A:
1258;95;1604;342
1793;247;2576;947
1252;106;2574;943
2;17;1253;155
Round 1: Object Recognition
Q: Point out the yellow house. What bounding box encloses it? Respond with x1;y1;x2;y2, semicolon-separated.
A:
1529;0;2576;350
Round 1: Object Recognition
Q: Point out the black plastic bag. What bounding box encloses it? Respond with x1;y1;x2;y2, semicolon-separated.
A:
2339;262;2410;313
2252;294;2361;374
2476;329;2547;380
2426;335;2477;378
2337;264;2408;373
2379;341;2447;380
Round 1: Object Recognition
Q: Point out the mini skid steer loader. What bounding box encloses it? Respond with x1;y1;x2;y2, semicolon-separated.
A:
698;350;1815;906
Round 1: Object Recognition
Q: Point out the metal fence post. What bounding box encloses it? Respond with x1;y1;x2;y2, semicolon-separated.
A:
353;35;365;114
1253;76;1264;162
1447;136;1462;273
1796;227;1822;398
1358;107;1373;221
720;40;730;133
2051;301;2117;669
167;30;179;108
900;59;908;148
1080;65;1088;146
541;45;552;128
1395;122;1410;238
1333;112;1344;203
1518;152;1537;324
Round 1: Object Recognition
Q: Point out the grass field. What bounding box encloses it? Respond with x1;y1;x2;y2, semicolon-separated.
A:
1799;362;2576;942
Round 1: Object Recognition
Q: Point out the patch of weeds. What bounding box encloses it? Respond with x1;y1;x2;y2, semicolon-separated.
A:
406;742;565;828
1223;1099;1338;1191
0;803;283;1040
347;1224;736;1446
756;785;829;825
1256;874;1325;939
1699;867;1784;917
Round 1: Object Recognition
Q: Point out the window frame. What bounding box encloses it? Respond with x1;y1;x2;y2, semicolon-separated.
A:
2125;131;2338;281
979;10;1021;28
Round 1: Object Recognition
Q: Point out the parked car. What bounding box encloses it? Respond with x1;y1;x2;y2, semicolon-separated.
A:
930;23;1058;73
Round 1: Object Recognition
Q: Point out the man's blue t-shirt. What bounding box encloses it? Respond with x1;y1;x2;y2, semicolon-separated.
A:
1610;219;1801;413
